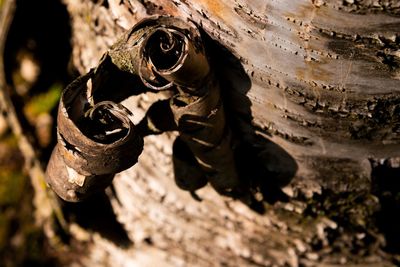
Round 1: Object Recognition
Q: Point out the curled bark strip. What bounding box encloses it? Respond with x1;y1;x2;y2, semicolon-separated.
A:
57;72;143;175
46;71;143;202
155;31;241;196
172;91;241;196
140;26;209;90
109;16;209;92
46;143;114;202
46;15;242;201
192;130;240;195
171;78;225;148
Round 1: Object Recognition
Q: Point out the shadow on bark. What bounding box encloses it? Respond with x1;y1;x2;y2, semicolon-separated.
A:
202;31;298;213
371;161;400;254
60;191;132;247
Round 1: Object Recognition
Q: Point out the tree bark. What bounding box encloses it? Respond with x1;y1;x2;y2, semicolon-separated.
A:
60;0;400;266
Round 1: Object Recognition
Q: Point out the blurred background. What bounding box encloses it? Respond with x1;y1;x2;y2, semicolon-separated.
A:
0;0;74;265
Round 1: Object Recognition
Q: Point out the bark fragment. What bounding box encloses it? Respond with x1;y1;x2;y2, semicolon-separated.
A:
131;16;243;197
46;15;241;201
46;71;143;202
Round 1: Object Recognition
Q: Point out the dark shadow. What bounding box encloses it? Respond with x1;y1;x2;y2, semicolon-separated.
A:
370;160;400;254
5;0;72;93
60;190;132;247
171;29;298;213
91;54;149;103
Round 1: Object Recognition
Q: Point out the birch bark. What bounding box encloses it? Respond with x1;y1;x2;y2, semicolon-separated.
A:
61;1;400;266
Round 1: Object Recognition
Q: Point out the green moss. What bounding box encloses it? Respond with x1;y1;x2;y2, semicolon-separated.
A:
24;83;62;119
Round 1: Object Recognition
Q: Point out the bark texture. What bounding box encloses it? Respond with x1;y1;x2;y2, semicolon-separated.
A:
60;0;400;266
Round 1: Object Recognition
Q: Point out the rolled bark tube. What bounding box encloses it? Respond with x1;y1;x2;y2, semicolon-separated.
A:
141;27;210;90
56;73;143;175
176;101;226;150
46;143;114;202
171;81;225;148
108;16;209;92
170;77;220;124
46;71;143;202
170;82;242;196
131;17;243;196
192;130;240;195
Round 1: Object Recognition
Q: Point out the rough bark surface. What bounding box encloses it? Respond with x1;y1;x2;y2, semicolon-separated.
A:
61;0;400;266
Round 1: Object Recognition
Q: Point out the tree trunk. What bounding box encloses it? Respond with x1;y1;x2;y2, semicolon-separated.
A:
60;0;400;266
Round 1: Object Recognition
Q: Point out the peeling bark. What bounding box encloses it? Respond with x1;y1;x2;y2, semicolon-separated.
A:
59;0;400;266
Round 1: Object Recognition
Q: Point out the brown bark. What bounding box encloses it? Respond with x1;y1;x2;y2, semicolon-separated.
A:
59;0;400;266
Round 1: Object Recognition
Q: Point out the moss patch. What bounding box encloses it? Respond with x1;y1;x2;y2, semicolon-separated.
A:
24;83;62;122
